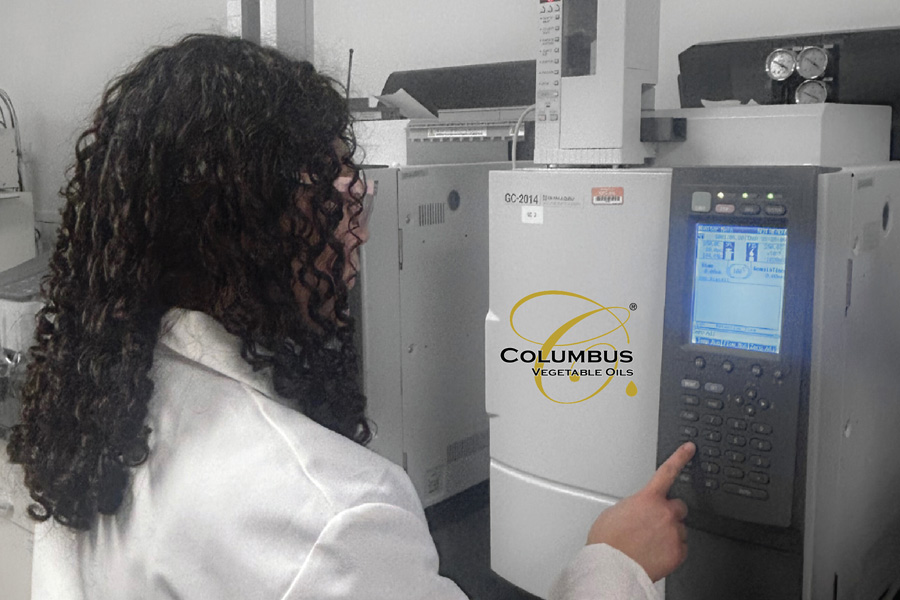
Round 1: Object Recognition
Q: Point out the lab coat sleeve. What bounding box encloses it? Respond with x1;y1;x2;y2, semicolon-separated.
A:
548;543;661;600
284;502;467;600
283;501;659;600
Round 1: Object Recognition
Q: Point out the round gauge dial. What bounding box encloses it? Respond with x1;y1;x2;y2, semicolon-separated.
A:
765;48;797;81
797;46;829;79
795;79;829;104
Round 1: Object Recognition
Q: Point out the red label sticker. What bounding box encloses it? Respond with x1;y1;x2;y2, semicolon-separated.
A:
591;187;624;205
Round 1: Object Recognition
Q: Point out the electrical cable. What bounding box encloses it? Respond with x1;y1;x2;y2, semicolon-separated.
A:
345;48;354;102
511;104;535;171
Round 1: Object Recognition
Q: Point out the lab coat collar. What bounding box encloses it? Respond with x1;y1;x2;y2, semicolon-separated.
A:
158;309;278;400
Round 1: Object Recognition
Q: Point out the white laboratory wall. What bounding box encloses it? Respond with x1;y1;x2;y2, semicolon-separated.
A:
313;0;534;98
0;0;227;222
3;0;900;223
315;0;900;107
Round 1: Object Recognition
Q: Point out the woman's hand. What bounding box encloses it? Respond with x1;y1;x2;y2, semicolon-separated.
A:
586;442;696;582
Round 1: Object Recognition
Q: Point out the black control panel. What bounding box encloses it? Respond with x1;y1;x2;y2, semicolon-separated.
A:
657;167;821;529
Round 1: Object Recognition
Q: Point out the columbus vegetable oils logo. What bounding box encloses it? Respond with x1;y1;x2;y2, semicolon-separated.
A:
501;291;637;404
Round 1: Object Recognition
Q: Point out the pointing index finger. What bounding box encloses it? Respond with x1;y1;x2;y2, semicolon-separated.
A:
647;442;696;496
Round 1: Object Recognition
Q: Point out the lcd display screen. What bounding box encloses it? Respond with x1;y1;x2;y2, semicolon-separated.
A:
690;224;788;354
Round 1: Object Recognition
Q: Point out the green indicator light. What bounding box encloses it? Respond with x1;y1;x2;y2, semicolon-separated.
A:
742;193;749;199
767;193;775;200
717;192;725;199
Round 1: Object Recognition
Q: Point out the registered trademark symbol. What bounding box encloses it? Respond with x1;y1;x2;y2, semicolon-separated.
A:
629;303;638;311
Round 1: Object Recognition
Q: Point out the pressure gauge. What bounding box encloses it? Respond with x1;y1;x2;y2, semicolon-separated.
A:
765;48;797;81
797;46;829;79
795;79;829;104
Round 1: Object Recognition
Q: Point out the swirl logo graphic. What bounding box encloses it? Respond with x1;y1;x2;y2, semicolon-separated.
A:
507;291;637;404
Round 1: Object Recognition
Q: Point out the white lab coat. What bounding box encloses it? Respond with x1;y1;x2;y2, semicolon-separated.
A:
31;309;658;600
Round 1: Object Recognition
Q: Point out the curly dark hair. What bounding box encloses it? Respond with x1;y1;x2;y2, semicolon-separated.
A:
6;34;372;531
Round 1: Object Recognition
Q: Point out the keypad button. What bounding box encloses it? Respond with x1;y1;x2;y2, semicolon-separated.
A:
759;398;772;410
765;204;787;216
694;357;706;369
750;456;771;468
702;415;724;426
751;423;773;435
727;418;748;430
745;388;758;400
740;204;761;215
678;473;693;484
703;431;723;443
679;425;699;438
727;435;747;447
744;405;757;417
704;478;719;490
701;445;721;457
750;439;773;452
691;192;712;213
748;472;770;485
721;360;734;373
732;395;745;407
681;379;701;390
704;382;725;394
751;364;763;377
680;410;699;422
773;368;787;380
725;467;744;479
724;450;746;463
683;395;700;406
705;399;724;410
723;483;769;500
701;462;720;474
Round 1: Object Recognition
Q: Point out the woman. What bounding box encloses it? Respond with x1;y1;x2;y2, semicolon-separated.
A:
8;34;692;599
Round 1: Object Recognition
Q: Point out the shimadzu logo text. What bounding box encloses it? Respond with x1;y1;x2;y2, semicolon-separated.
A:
501;291;638;405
